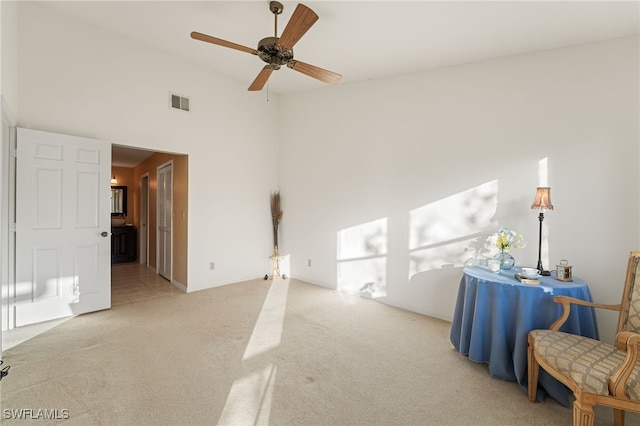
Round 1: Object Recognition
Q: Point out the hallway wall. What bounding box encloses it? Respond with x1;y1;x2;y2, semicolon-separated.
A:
132;153;189;287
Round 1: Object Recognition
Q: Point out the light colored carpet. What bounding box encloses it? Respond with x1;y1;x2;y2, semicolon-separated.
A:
1;263;637;425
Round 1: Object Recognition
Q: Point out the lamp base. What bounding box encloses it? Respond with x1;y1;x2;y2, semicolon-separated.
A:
536;259;550;276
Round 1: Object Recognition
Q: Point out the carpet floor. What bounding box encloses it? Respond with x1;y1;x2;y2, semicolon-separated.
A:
1;263;637;425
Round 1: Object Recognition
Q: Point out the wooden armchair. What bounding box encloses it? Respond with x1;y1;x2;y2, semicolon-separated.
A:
527;251;640;426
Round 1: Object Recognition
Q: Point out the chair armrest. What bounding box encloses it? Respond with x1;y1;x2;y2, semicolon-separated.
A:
609;331;640;399
549;295;621;331
615;331;640;347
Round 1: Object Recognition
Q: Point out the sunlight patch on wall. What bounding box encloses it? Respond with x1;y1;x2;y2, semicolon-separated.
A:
538;157;548;187
337;218;387;298
537;157;550;268
409;181;498;277
243;279;289;361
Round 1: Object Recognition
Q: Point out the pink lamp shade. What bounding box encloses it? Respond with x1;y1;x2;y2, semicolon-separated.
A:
531;187;554;210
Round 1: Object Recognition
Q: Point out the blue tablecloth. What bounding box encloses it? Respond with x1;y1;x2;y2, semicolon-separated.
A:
450;265;599;407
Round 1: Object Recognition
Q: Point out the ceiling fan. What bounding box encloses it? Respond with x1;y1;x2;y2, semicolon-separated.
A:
191;1;342;91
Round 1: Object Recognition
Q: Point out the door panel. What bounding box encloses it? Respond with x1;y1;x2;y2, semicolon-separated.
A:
34;167;62;228
15;128;111;327
76;171;100;227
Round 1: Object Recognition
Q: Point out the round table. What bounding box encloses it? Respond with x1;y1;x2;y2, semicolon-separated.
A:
450;265;599;406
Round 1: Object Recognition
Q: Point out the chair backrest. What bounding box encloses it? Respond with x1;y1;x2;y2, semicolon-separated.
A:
617;251;640;334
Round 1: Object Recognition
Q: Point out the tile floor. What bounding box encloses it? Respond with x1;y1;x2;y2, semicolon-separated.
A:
110;262;182;306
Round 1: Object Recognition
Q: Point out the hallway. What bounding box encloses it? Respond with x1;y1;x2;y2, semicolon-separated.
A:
111;262;182;307
3;263;182;350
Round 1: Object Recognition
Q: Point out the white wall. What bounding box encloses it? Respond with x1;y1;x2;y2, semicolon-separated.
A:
13;2;640;344
16;2;280;291
1;0;18;115
279;37;640;344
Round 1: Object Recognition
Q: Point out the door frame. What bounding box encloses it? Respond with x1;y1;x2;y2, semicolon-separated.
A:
1;99;17;342
139;173;149;267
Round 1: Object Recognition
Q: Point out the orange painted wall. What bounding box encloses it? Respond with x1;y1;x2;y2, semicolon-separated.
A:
130;153;189;287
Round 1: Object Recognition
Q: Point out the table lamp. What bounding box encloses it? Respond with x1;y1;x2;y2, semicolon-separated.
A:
531;187;553;276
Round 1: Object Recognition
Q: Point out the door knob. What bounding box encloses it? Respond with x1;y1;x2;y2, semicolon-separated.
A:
101;231;109;237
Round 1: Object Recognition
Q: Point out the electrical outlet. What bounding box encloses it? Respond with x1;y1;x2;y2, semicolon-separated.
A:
308;259;312;267
209;262;215;270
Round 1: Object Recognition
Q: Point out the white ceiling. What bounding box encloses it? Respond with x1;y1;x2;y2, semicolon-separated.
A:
37;1;639;166
42;0;639;95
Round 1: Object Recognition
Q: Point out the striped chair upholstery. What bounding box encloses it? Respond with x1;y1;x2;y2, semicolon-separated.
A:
530;330;640;401
528;252;640;426
623;259;640;334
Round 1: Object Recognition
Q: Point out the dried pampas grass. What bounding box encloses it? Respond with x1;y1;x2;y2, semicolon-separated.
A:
271;191;283;249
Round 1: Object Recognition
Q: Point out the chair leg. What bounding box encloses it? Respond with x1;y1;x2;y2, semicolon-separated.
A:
573;393;596;426
527;335;539;403
613;408;625;426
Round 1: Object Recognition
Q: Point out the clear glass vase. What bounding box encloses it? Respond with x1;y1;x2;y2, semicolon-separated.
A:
494;250;515;270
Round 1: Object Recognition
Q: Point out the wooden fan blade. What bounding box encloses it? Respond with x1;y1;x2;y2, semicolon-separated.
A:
191;31;257;55
287;60;342;85
248;66;274;91
278;4;318;49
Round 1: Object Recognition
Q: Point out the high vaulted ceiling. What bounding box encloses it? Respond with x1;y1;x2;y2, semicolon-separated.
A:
41;1;639;95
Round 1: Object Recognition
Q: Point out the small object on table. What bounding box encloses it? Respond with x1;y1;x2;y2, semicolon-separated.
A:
487;259;500;273
521;267;541;278
515;273;540;285
555;259;573;282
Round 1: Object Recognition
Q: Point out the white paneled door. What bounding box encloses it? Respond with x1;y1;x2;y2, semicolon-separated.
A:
15;128;111;327
157;162;172;281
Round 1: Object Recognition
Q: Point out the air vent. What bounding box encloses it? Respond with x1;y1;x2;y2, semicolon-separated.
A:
170;93;190;112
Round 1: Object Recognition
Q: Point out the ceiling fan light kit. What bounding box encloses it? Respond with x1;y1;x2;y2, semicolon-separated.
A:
191;1;341;91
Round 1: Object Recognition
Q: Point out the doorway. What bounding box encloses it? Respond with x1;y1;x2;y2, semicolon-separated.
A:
111;147;188;289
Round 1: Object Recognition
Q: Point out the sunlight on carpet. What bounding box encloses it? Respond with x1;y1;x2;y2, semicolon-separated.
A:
219;278;289;425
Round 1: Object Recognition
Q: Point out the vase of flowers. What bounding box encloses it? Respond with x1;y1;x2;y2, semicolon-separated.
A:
492;227;526;270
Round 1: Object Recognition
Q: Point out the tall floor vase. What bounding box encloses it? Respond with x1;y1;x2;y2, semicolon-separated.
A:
270;247;281;279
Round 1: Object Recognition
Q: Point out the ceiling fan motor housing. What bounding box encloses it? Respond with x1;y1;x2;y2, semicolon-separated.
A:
257;37;293;70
